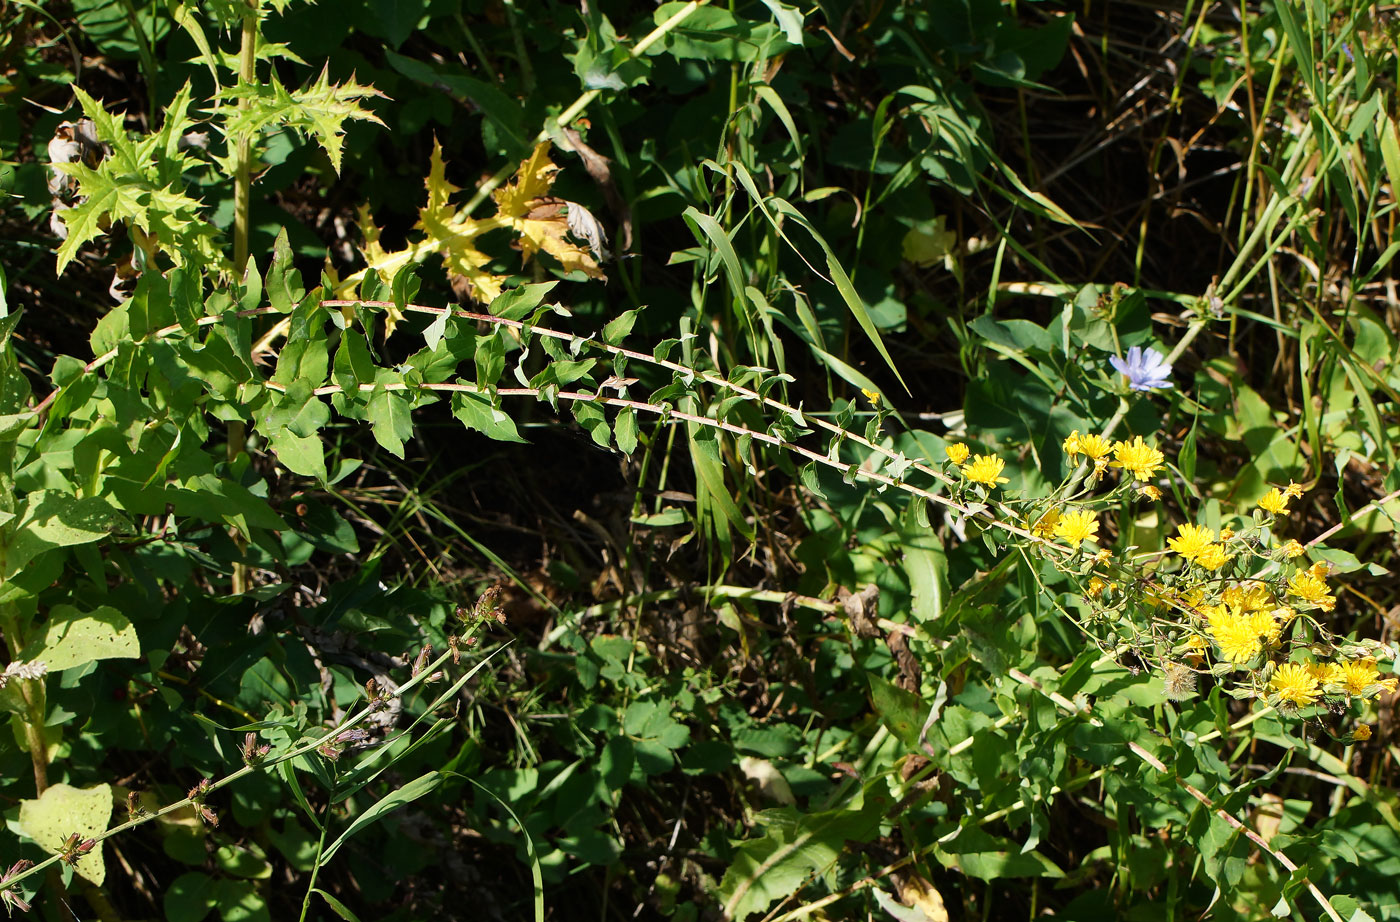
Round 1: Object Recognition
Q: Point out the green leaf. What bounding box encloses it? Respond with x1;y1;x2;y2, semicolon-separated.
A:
164;871;217;922
366;387;415;457
18;783;112;884
614;408;638;454
682;206;746;304
218;67;385;174
719;788;887;920
313;889;364;922
602;309;640;345
319;771;443;864
452;391;525;442
867;675;923;751
4;491;125;579
572;399;611;448
21;604;139;670
490;282;559;322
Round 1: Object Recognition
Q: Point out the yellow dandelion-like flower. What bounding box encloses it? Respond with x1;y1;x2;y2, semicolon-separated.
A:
1139;484;1162;501
1271;606;1297;623
1339;659;1380;696
1279;539;1305;558
1202;603;1231;632
1078;434;1112;460
1053;509;1100;547
1218;526;1235;542
1308;561;1332;580
1185;634;1208;652
1167;523;1215;562
1031;509;1060;539
1354;723;1373;741
961;453;1009;486
1287;571;1333;607
1195;543;1233;571
1283;481;1305;501
1246;610;1281;646
1110;436;1166;481
1380;677;1399;694
1220;584;1271;614
1087;576;1107;598
945;443;970;465
1270;662;1320;707
1257;488;1290;515
1095;548;1113;563
861;388;881;407
1212;616;1262;664
1063;430;1082;457
1309;662;1345;687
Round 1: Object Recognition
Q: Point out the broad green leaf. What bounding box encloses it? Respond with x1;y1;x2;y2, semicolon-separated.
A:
452;391;525;442
22;604;139;670
868;675;923;751
164;871;217;922
719;788;887;920
5;491;124;579
18;782;112;884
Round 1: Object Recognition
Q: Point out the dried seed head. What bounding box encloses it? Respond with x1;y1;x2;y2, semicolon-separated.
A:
1163;663;1198;701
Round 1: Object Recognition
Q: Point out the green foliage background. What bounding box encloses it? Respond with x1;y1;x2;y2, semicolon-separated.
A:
1;0;1400;920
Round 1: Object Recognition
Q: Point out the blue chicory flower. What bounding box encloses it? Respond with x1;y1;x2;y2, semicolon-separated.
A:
1109;346;1173;392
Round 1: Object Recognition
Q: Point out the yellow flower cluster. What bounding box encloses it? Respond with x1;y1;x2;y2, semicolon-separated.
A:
1167;523;1233;571
1286;566;1336;612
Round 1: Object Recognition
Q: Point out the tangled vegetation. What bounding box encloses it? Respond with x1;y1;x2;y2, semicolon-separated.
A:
2;0;1400;920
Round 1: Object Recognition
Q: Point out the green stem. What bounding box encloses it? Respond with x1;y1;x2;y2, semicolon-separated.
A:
297;803;335;922
229;1;258;596
232;4;258;277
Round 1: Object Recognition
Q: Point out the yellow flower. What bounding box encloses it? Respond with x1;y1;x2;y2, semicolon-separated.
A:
1110;436;1165;481
1308;561;1331;580
1271;606;1297;623
1279;539;1305;558
1167;523;1215;562
1221;584;1270;614
1212;616;1262;664
1246;610;1281;646
1283;481;1305;501
1309;662;1345;687
1087;576;1107;597
961;454;1008;486
1380;677;1399;694
1078;434;1112;460
861;388;881;407
1218;527;1235;542
1139;484;1162;501
1185;634;1208;652
1270;662;1320;707
1287;570;1334;608
1354;723;1373;741
1053;509;1100;547
945;443;970;465
1339;659;1380;696
1257;488;1290;515
1195;543;1233;571
1063;430;1082;457
1031;509;1060;539
1095;548;1113;563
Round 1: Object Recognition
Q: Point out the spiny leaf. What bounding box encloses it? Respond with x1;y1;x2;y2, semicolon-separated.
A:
218;67;385;173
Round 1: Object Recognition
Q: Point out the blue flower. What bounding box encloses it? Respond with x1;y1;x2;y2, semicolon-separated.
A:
1109;346;1173;392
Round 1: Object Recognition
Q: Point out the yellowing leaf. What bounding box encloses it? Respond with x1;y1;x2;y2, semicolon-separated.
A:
493;142;605;281
899;875;950;922
18;783;112;885
23;604;140;671
493;142;559;219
